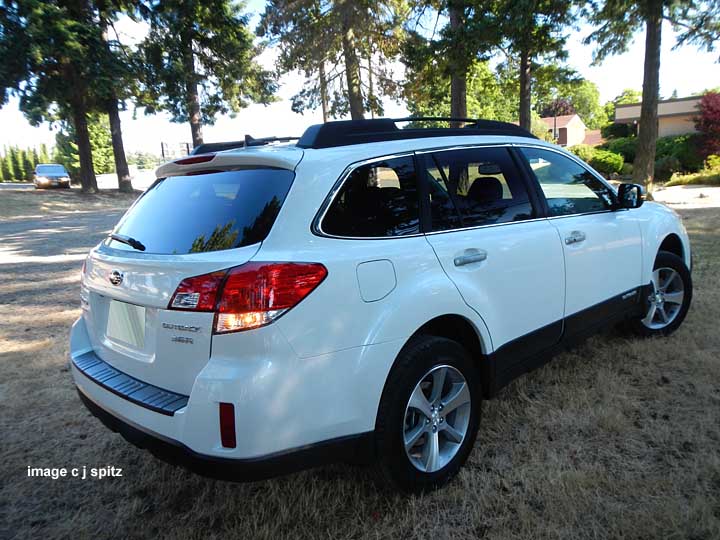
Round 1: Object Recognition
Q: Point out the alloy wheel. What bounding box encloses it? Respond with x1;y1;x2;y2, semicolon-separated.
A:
403;365;472;473
642;267;685;330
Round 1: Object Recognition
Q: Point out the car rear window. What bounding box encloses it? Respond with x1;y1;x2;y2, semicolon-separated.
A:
107;168;295;254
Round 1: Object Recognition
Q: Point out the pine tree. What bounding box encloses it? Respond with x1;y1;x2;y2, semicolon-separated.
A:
22;149;34;180
10;148;23;181
0;1;102;191
38;144;50;164
136;0;276;148
584;0;720;189
0;156;5;182
2;147;15;181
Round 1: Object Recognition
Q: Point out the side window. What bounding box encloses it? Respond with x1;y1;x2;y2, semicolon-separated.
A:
519;147;615;217
425;147;534;231
322;156;420;237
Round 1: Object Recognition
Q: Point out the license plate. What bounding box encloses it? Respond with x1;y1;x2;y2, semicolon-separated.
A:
107;300;146;349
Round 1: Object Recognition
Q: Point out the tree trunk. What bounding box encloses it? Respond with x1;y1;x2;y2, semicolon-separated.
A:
101;20;132;192
182;31;203;147
449;4;467;128
340;6;364;120
632;0;663;191
518;49;532;132
319;62;329;123
108;98;133;192
71;100;98;193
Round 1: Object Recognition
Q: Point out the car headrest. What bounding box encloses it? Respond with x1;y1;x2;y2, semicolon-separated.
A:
467;177;503;204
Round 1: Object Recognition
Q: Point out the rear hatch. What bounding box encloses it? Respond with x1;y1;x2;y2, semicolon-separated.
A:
81;164;296;395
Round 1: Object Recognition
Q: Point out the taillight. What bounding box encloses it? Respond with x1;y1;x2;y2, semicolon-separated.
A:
169;271;226;311
168;262;327;334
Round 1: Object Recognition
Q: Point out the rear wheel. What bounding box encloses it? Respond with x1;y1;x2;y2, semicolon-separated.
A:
628;251;692;337
374;335;481;493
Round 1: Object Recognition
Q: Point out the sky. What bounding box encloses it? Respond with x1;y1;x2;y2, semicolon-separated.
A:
1;4;718;155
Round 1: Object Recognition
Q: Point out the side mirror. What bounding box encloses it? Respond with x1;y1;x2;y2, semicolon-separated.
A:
617;183;644;209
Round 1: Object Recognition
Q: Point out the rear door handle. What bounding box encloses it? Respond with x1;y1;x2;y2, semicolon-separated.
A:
453;250;488;266
564;231;586;245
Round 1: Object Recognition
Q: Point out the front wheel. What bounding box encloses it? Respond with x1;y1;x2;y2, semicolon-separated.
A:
628;251;692;337
374;336;481;493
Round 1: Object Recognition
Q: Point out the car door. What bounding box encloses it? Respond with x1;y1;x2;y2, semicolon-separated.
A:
419;145;565;368
516;146;643;334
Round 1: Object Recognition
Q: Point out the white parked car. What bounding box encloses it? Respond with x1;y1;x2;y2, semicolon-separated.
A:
70;119;692;492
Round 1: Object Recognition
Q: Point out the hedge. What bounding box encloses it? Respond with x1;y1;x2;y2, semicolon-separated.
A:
568;144;596;163
589;150;624;175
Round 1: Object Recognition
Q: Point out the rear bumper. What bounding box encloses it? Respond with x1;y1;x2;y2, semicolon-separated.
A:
77;387;374;481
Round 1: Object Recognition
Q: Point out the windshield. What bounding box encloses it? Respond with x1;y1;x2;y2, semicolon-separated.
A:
36;164;68;175
107;168;295;254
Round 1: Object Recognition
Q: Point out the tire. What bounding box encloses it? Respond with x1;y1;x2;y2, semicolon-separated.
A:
627;250;692;337
374;335;481;493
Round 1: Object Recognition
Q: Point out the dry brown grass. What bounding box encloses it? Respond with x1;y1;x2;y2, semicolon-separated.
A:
1;191;719;540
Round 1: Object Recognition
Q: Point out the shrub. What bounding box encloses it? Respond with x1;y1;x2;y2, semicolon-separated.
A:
605;137;638;163
695;91;720;158
568;144;596;162
655;134;703;172
705;154;720;171
589;150;624;175
655;155;682;182
621;162;634;176
601;122;634;139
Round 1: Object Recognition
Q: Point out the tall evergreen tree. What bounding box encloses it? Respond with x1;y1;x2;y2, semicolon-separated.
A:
2;147;15;181
10;148;23;181
402;1;501;127
136;0;276;148
0;0;102;192
495;0;573;131
38;144;50;164
584;0;720;189
260;0;407;121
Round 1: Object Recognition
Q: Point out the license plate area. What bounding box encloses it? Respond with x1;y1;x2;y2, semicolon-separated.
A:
106;299;146;349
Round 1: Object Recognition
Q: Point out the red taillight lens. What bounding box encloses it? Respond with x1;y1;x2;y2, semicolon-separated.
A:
169;271;226;311
167;262;327;333
216;262;327;333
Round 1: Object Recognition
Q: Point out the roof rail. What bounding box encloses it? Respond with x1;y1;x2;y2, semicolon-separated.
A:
189;135;300;155
296;117;536;149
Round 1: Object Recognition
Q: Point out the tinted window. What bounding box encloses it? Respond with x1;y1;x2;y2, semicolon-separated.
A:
426;147;534;231
322;156;420;237
520;147;615;216
107;168;294;254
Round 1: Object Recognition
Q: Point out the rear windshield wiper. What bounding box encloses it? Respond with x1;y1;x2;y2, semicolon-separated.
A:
108;233;146;252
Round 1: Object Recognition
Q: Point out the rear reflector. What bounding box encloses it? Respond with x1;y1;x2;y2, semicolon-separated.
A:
219;403;236;448
175;154;215;165
168;262;327;333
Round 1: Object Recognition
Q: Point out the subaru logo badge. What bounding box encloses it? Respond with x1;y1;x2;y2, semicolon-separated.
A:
109;270;124;286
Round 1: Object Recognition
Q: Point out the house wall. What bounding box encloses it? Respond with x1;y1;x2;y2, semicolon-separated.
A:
658;116;698;137
565;118;586;146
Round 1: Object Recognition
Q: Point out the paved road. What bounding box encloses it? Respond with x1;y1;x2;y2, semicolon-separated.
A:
0;182;33;190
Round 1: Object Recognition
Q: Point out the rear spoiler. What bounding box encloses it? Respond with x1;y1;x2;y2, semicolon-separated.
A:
190;135;300;155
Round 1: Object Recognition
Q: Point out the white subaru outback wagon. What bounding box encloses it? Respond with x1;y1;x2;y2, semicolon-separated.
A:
70;118;692;493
